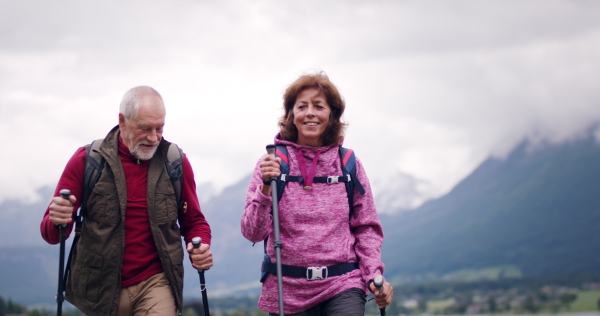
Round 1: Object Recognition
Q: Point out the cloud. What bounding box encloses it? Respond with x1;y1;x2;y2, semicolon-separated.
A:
1;0;599;204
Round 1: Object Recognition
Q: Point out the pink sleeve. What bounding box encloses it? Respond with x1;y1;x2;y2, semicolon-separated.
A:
349;157;385;284
240;155;274;243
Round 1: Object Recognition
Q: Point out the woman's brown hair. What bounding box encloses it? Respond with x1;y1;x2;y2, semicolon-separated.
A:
278;72;347;146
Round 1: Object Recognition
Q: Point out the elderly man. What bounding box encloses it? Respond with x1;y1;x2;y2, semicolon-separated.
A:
41;86;212;316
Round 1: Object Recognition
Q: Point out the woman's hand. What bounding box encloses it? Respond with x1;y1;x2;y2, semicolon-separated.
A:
369;279;394;309
260;155;281;195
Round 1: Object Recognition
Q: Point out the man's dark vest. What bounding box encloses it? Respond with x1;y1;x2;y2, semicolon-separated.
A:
65;126;185;316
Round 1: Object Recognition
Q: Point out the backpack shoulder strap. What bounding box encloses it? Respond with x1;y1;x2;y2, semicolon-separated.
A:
65;138;104;287
82;139;105;217
165;143;184;209
261;145;289;255
339;146;366;217
274;145;289;204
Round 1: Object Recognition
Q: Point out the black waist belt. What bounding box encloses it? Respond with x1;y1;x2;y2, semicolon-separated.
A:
262;261;359;280
283;175;351;184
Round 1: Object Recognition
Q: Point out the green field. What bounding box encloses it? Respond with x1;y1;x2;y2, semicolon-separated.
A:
570;290;600;312
420;289;600;314
441;265;523;282
428;298;455;313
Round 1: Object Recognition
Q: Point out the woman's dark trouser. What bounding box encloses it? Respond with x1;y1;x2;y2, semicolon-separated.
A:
270;288;366;316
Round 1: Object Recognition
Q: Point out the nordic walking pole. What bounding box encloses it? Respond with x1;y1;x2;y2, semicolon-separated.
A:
266;144;285;316
56;189;70;316
374;275;386;316
192;237;210;316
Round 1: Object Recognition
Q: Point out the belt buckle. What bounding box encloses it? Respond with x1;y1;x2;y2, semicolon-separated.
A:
306;266;328;280
327;176;339;184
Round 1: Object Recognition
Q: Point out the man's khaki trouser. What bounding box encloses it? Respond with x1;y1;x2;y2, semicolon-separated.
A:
116;272;176;316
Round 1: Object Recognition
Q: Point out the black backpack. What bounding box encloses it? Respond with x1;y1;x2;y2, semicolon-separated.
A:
259;145;366;282
64;138;184;285
272;145;366;215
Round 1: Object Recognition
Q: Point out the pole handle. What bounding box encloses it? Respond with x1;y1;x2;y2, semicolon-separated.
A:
266;144;276;156
265;144;279;188
59;189;71;200
374;275;384;292
374;275;386;315
192;236;202;249
191;237;205;273
58;189;71;228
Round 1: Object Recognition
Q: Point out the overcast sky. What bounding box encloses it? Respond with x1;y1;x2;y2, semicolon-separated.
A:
1;0;599;207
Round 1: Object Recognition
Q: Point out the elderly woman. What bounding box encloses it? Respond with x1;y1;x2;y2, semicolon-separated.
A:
241;72;393;315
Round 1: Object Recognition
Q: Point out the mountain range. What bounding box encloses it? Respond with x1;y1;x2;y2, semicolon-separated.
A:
0;134;599;307
381;135;600;283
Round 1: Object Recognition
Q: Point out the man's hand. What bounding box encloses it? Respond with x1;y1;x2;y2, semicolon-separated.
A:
48;195;76;226
186;242;213;271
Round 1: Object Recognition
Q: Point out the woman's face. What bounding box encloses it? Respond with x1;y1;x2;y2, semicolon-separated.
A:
292;87;331;147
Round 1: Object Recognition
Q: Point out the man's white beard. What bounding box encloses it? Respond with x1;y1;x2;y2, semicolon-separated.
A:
132;141;159;160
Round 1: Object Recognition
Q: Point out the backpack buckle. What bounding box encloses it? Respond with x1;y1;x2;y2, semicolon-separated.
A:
327;176;339;184
306;266;328;280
